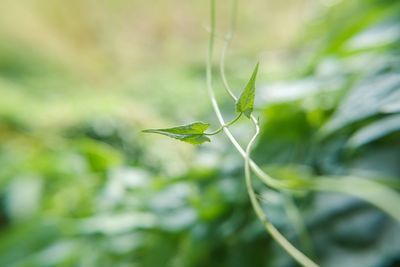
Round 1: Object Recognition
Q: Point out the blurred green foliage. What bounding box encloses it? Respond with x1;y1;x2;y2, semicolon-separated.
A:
0;0;399;266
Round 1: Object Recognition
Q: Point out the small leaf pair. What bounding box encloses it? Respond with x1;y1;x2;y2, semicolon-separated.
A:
143;62;259;144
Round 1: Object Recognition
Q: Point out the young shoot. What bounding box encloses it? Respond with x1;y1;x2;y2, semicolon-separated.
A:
142;0;400;266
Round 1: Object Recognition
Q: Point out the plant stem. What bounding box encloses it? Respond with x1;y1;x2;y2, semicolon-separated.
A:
206;1;319;266
244;118;319;267
219;3;317;258
205;113;242;135
216;0;285;189
220;0;238;100
283;194;316;258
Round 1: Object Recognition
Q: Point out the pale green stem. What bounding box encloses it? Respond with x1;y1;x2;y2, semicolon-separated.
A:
216;0;284;189
206;0;281;189
205;113;242;135
220;0;238;100
244;118;319;267
219;1;316;257
206;1;319;266
283;194;316;258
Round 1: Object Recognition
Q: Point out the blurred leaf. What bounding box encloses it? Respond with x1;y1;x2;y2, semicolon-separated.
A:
254;103;313;165
322;72;400;135
304;192;400;267
0;220;60;267
142;122;210;145
79;213;157;235
78;139;123;172
236;62;259;118
381;87;400;113
310;176;400;222
344;20;400;51
347;114;400;148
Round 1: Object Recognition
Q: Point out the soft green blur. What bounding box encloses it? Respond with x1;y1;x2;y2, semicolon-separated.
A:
0;0;399;266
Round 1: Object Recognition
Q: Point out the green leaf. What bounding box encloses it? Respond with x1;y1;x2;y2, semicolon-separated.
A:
310;176;400;223
321;73;400;135
142;122;211;145
236;62;259;118
347;114;400;148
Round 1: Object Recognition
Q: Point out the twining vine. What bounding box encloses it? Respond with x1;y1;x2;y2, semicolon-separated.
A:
143;0;400;266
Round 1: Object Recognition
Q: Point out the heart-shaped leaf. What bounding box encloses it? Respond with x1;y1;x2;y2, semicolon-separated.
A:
142;122;211;145
236;62;259;118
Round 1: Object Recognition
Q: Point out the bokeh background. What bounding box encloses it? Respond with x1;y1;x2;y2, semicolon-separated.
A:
0;0;399;266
